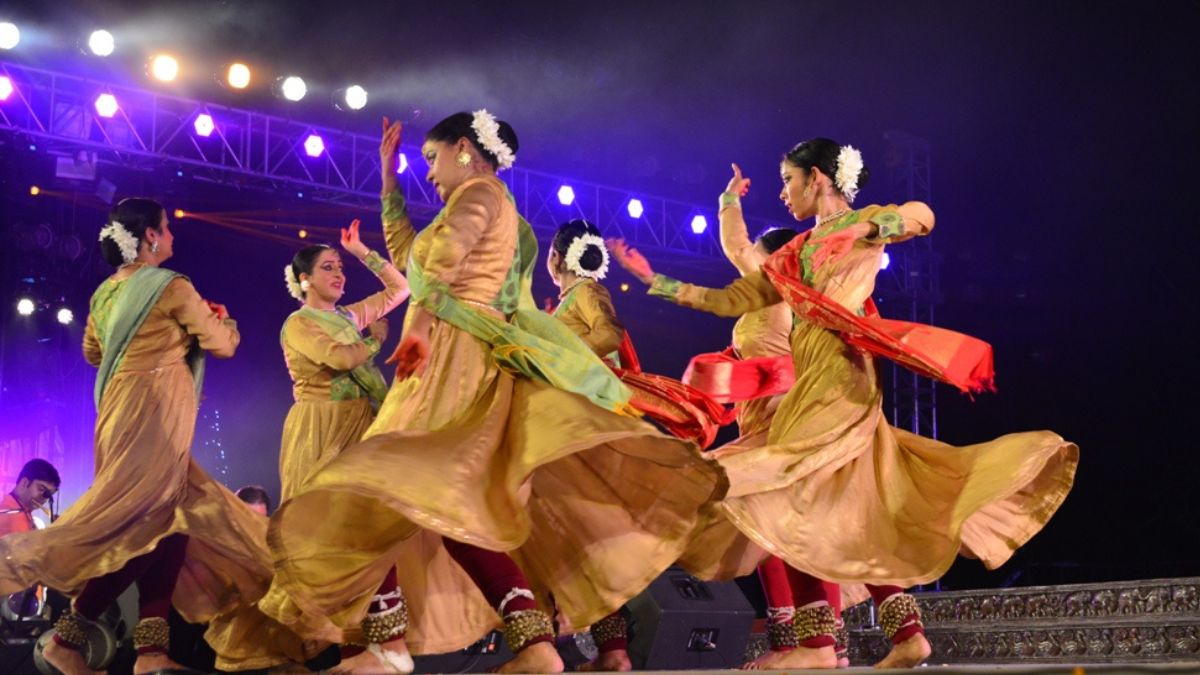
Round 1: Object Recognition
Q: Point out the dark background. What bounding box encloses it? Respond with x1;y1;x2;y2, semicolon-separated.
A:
2;0;1197;590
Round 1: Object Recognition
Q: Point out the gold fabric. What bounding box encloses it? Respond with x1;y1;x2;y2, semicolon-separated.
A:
554;280;625;358
0;268;312;669
277;257;407;500
261;177;725;652
668;206;1078;587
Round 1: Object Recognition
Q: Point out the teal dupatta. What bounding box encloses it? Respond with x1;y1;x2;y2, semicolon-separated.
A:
407;190;635;415
92;266;205;409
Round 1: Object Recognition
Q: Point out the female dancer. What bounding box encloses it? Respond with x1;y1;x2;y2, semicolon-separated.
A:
278;220;411;671
611;138;1078;669
258;112;724;674
0;199;286;675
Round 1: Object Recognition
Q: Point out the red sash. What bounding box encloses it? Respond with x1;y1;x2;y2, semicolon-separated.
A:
682;347;795;404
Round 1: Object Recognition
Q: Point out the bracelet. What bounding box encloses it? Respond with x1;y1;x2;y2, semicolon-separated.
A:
719;192;742;211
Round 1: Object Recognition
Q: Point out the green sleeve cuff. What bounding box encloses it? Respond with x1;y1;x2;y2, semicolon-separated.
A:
363;249;387;274
866;210;905;242
648;273;683;300
362;336;381;356
382;189;407;223
719;192;741;210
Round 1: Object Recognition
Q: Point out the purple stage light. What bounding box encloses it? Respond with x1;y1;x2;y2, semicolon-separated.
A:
880;252;891;270
626;198;644;218
557;185;575;206
193;113;214;137
0;76;13;101
94;93;118;118
396;152;408;175
690;214;708;234
303;134;325;158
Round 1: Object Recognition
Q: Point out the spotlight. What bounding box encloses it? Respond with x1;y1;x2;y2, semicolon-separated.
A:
56;308;74;325
556;185;575;206
342;85;368;111
690;214;708;234
16;298;35;316
626;198;644;218
94;93;118;118
880;252;891;270
303;134;325;158
29;185;40;196
226;63;251;89
396;152;408;175
149;54;180;82
298;229;308;239
279;76;307;102
87;29;115;56
620;283;630;292
173;209;185;219
0;22;19;50
193;113;214;137
0;75;13;101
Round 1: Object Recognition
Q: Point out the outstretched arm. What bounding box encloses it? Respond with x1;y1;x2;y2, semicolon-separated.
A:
718;163;759;277
380;117;417;269
608;238;781;318
339;219;410;329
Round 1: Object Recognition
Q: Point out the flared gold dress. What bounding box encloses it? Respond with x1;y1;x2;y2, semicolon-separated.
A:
0;265;309;668
655;205;1078;587
276;252;407;500
258;178;726;653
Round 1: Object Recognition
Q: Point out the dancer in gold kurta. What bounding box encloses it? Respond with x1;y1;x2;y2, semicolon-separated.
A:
260;112;724;674
611;138;1078;669
0;199;305;675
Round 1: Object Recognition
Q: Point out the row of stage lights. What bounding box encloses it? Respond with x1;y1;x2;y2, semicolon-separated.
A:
0;21;366;109
15;297;74;325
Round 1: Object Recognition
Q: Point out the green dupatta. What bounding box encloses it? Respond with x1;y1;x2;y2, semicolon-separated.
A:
92;266;205;409
284;306;390;407
407;190;635;415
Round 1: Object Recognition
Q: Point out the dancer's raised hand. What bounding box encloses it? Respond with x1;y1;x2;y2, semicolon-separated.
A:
606;238;655;285
340;219;369;259
724;163;751;197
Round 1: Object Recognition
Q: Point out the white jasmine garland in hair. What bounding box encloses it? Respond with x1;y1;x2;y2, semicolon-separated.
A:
564;234;610;281
99;220;139;263
284;264;305;301
470;109;516;170
834;145;864;203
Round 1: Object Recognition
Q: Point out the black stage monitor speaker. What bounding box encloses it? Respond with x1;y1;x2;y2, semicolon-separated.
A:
412;630;514;673
626;566;755;670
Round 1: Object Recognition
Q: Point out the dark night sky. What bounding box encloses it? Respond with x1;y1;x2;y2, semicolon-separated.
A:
2;0;1198;586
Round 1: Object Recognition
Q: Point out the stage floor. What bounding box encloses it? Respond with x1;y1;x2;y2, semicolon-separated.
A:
623;666;1200;675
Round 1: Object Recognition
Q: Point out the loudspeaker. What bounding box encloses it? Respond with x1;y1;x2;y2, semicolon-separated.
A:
411;630;514;674
626;566;755;670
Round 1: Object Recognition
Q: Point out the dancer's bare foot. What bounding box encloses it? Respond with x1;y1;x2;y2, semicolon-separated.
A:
764;644;838;670
333;637;414;674
577;648;632;671
42;640;104;675
133;652;187;675
837;654;850;668
497;641;564;674
740;648;794;670
873;633;931;669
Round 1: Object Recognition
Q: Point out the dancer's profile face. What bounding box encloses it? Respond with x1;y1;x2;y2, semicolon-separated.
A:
779;162;816;221
422;138;466;202
302;249;345;303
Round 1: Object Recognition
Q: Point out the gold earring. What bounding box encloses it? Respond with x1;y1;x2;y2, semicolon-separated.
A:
456;152;471;167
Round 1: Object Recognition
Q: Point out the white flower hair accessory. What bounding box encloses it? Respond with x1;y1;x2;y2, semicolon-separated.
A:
834;145;864;203
564;233;610;281
470;109;516;171
99;220;139;263
284;264;305;301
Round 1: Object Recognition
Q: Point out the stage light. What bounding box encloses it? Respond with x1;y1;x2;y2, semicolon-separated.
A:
193;113;214;137
226;63;251;89
557;185;575;206
88;29;115;56
280;76;307;102
343;85;368;110
298;229;308;239
0;75;13;101
396;152;408;175
56;308;74;325
16;298;34;316
0;22;19;50
303;134;325;158
880;252;891;270
173;209;185;219
29;185;40;196
620;283;630;292
94;93;118;118
626;198;644;218
690;214;708;234
150;54;179;82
